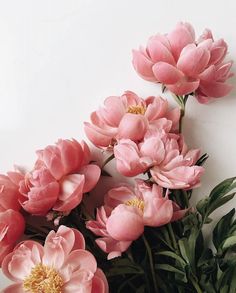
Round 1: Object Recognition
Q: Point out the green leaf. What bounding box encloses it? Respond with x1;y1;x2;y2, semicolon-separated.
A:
196;197;209;216
178;238;190;264
155;264;187;282
195;153;209;166
208;193;236;215
155;251;187;267
222;236;236;251
209;177;236;202
213;209;235;250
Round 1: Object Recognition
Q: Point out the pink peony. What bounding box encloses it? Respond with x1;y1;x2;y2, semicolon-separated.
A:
1;225;108;293
14;139;101;215
0;174;22;212
84;91;180;148
195;29;233;103
132;22;233;100
86;180;186;259
0;209;25;266
114;131;204;189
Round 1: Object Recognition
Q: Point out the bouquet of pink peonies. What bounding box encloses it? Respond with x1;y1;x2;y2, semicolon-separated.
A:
0;22;235;293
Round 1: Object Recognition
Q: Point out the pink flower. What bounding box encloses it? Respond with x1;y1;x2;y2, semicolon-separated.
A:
1;225;108;293
18;167;60;215
114;131;204;189
0;174;22;212
0;209;25;266
84;91;180;148
132;22;233;99
16;139;101;215
195;30;233;103
86;180;186;259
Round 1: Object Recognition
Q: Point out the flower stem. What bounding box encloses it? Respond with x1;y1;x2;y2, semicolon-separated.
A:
142;235;159;293
173;94;189;133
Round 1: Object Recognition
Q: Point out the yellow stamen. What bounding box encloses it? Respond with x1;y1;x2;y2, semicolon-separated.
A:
127;105;146;115
23;263;63;293
125;198;144;212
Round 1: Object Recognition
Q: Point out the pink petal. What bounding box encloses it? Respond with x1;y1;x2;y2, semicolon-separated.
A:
1;283;24;293
80;164;101;193
106;205;144;241
63;249;97;274
168;22;195;60
84;122;116;148
53;174;85;212
177;45;210;76
167;79;200;95
118;113;148;141
147;38;175;65
200;81;233;98
132;49;156;81
153;62;183;84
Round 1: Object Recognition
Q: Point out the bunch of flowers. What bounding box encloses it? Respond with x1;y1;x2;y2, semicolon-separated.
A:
0;22;235;293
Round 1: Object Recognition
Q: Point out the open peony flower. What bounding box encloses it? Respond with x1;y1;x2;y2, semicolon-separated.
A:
114;131;204;189
0;174;22;212
0;209;25;266
86;180;187;259
1;225;108;293
132;22;233;100
11;139;101;215
84;91;180;148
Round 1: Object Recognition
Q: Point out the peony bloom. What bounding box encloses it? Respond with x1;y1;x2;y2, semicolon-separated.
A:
86;180;186;259
0;209;25;266
14;139;101;215
195;29;233;103
0;174;22;212
84;91;180;148
114;131;204;189
1;225;108;293
132;22;233;99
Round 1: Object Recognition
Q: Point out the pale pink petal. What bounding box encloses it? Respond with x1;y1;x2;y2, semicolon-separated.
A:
1;283;24;293
132;49;156;81
168;22;195;60
153;62;183;84
147;38;175;64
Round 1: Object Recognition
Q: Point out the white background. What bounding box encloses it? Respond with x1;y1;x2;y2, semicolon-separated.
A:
0;0;236;289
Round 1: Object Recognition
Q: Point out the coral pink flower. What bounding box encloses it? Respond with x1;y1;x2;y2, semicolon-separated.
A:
0;209;25;266
13;139;101;215
1;225;108;293
132;22;233;99
17;167;60;215
86;180;186;259
114;131;204;189
84;91;180;148
0;174;22;212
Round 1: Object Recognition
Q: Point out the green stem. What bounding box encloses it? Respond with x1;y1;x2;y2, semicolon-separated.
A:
173;95;189;133
142;235;159;293
189;275;203;293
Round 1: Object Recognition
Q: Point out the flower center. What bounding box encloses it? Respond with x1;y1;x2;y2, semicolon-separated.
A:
127;105;146;115
23;263;63;293
125;198;144;212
